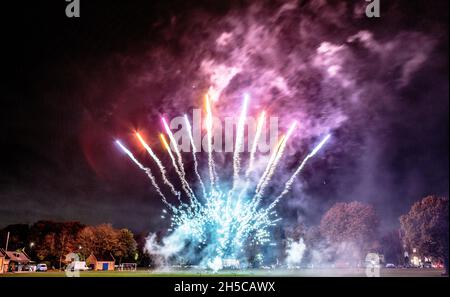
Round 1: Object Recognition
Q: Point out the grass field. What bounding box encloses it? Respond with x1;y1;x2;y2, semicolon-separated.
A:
0;268;446;277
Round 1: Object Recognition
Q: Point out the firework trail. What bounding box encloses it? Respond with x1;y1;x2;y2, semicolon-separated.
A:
162;118;187;177
254;134;285;195
162;118;199;202
184;114;207;199
236;110;266;204
227;94;249;213
232;93;249;190
160;133;197;203
247;135;285;214
268;134;332;211
135;132;180;199
245;111;266;178
254;121;297;199
205;94;218;192
115;140;172;208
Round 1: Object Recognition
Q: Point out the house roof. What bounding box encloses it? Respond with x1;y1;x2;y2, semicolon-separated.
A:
0;249;31;263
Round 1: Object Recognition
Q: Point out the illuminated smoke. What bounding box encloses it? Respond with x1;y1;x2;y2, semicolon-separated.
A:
286;238;306;268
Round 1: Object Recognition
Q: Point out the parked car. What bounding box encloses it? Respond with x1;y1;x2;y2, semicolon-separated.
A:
385;263;396;268
36;263;48;272
422;261;432;268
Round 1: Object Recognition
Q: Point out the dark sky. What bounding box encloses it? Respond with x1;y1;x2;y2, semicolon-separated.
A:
1;0;448;234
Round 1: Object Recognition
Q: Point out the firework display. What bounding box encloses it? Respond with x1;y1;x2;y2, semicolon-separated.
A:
116;94;331;270
2;0;448;290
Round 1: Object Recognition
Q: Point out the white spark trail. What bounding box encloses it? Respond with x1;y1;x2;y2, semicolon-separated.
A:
245;111;266;178
254;135;285;195
232;94;249;189
162;118;198;201
115;140;172;208
205;94;218;191
255;121;297;198
162;118;187;177
184;114;207;199
136;132;180;198
237;111;266;203
160;134;197;203
268;134;332;210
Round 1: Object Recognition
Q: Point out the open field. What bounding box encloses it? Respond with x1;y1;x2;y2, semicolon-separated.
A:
1;268;446;277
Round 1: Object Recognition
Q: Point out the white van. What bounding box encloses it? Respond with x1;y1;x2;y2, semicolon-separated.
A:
66;261;89;271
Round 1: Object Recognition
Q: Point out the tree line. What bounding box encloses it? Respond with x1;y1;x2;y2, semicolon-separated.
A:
0;195;447;273
277;195;448;274
0;222;137;269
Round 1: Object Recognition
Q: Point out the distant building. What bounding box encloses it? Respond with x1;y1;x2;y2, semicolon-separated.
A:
0;250;5;273
86;253;115;271
0;248;31;272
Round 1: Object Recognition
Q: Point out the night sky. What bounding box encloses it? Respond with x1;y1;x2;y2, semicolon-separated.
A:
1;0;448;234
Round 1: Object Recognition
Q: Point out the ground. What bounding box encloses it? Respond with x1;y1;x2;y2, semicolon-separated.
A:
0;268;446;277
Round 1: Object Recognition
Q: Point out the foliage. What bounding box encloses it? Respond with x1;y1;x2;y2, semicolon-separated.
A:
77;224;137;263
0;220;137;268
400;195;449;271
319;201;379;256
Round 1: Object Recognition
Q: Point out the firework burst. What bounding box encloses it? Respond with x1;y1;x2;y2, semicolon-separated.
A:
115;94;331;270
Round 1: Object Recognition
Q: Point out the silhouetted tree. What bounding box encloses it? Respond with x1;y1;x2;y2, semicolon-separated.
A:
319;201;379;261
35;233;57;264
77;225;96;258
29;221;84;268
115;228;138;264
76;224;137;263
400;195;449;274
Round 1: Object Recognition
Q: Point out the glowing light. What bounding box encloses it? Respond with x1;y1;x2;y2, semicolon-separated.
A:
160;133;170;151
